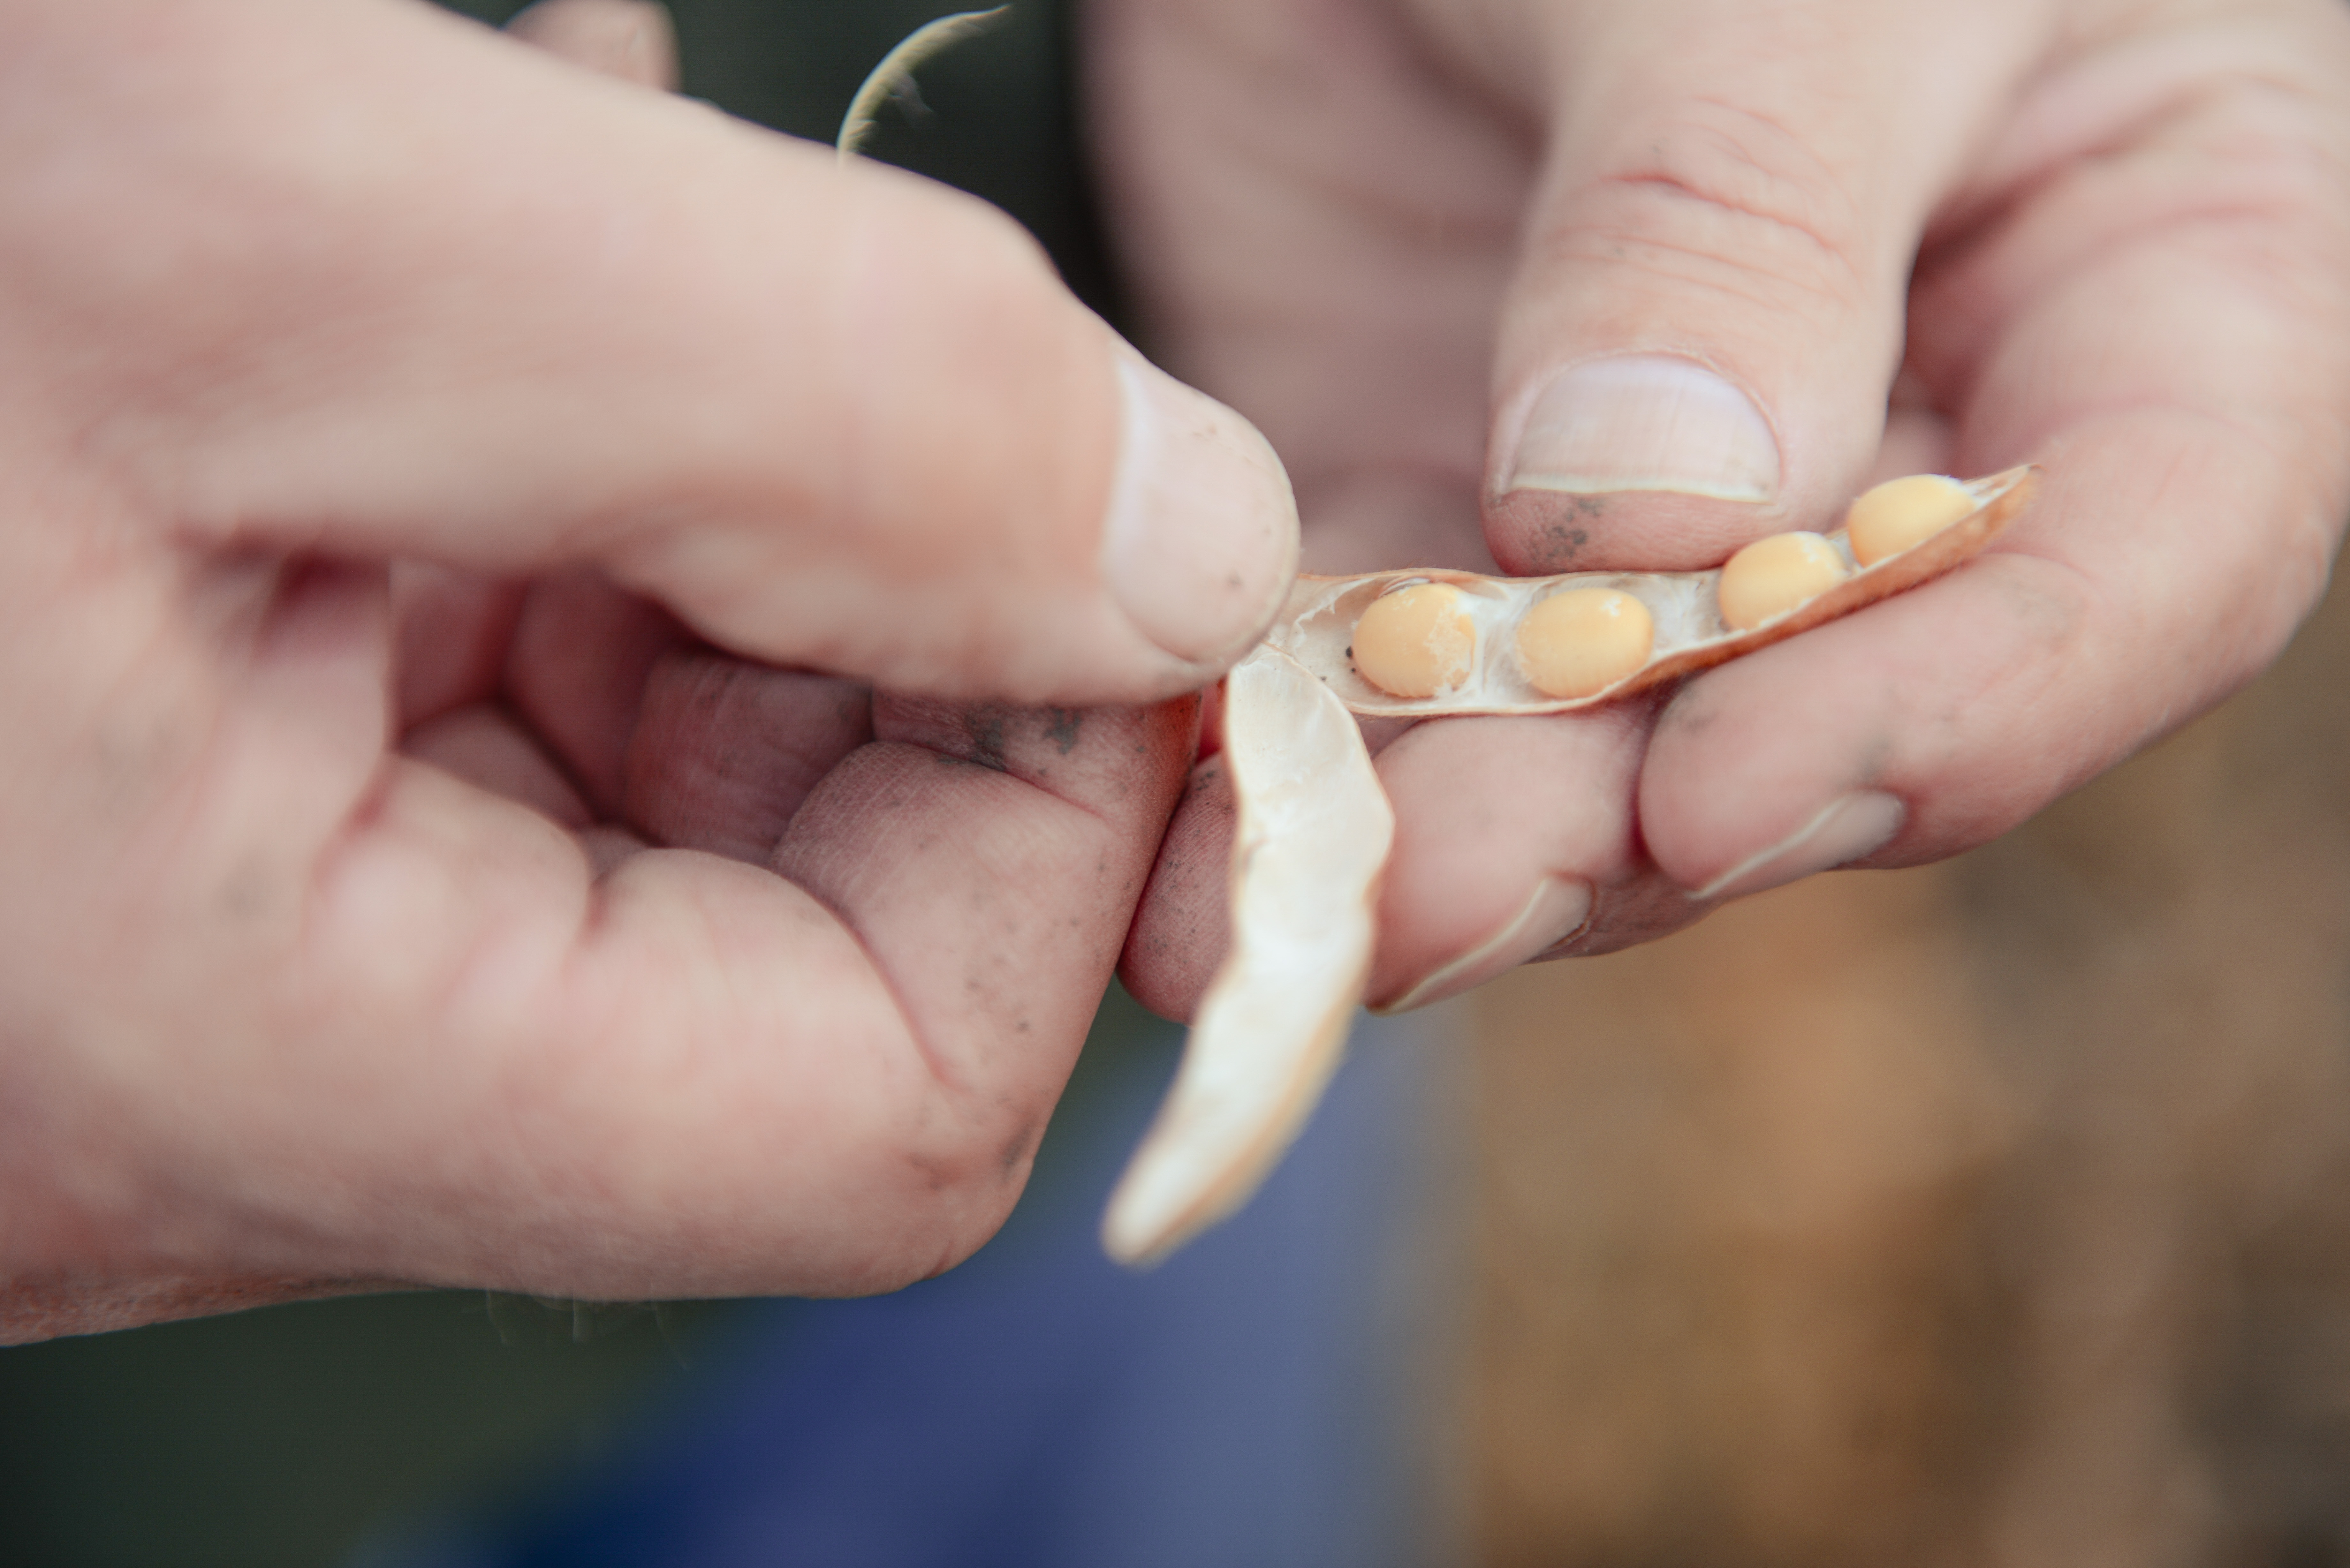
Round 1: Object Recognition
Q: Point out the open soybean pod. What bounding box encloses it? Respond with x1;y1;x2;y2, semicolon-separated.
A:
1270;466;2035;717
1103;467;2040;1265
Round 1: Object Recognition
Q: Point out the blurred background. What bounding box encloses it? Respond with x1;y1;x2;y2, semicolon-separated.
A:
8;2;2350;1564
1468;555;2350;1565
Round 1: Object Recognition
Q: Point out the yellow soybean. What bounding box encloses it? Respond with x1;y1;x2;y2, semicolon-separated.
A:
1717;531;1849;631
1515;588;1655;699
1353;583;1476;698
1845;473;1975;566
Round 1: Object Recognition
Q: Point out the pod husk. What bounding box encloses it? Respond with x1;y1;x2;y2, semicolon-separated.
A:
1101;644;1394;1266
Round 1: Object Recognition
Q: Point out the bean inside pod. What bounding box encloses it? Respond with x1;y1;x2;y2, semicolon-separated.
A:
1265;467;2037;719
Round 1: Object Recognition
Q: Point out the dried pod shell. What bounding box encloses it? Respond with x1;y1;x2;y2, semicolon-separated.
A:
1102;644;1394;1266
1265;465;2036;718
1105;467;2038;1264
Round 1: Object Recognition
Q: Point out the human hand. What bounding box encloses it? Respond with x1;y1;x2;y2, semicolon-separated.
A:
0;0;1297;1342
1099;0;2350;1015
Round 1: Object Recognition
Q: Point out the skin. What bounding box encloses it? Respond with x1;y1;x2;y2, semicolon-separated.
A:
1103;0;2350;1014
0;0;1298;1341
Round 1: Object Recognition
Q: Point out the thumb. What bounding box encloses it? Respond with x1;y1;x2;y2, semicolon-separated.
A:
1480;0;2036;571
9;0;1296;703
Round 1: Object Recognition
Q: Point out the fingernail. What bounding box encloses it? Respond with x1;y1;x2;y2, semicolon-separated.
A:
1690;790;1904;902
1372;876;1595;1015
1103;351;1301;667
1506;355;1780;501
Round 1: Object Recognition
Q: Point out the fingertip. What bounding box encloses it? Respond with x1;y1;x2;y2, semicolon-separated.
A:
636;186;1293;705
1118;755;1237;1022
1101;350;1303;673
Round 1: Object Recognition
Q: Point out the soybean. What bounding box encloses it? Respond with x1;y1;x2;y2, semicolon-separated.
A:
1353;582;1477;698
1516;588;1655;699
1717;531;1849;631
1845;473;1975;566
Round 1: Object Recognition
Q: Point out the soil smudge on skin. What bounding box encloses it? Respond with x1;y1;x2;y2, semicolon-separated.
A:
965;709;1010;772
1530;495;1608;569
1539;523;1591;568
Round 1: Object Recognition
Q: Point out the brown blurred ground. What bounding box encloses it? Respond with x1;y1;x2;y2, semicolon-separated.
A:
1468;567;2350;1566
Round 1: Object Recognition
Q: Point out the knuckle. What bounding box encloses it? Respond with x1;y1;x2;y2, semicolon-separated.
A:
871;1119;1039;1281
1545;98;1872;313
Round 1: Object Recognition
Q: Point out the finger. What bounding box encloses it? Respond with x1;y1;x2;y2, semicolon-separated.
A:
1363;705;1646;1012
390;564;524;728
500;570;685;815
1119;752;1234;1021
1123;698;1653;1019
70;692;1193;1301
496;0;869;871
506;0;678;90
11;0;1297;703
1471;0;2040;571
428;580;885;864
1125;702;1674;1020
622;651;872;863
1639;16;2350;898
402;702;594;830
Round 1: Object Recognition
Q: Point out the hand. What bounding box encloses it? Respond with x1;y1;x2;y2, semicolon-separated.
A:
1101;0;2350;1014
0;0;1297;1342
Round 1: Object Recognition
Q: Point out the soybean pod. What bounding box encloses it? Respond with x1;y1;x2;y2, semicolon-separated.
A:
1269;466;2033;718
1103;466;2039;1265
